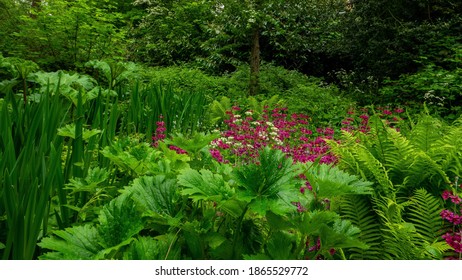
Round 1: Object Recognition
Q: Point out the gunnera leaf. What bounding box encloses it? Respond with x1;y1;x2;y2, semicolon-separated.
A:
123;175;180;217
124;235;180;260
233;147;302;215
178;168;234;202
303;163;373;198
98;194;144;248
38;224;103;260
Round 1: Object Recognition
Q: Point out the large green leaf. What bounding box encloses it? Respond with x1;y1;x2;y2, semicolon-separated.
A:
266;231;296;260
123;175;179;217
65;167;111;204
101;137;162;175
124;235;181;260
164;132;219;156
57;124;102;140
178;168;234;202
319;220;369;251
98;194;144;248
304;163;373;198
298;210;339;236
38;224;103;260
30;71;97;104
232;148;302;215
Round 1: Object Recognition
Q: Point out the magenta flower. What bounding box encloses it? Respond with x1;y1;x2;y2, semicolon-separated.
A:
169;145;187;154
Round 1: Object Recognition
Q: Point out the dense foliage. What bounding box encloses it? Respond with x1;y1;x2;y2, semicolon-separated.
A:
1;0;462;260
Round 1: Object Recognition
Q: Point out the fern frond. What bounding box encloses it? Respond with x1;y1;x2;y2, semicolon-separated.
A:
383;127;417;186
327;132;361;175
354;146;395;195
403;152;450;195
406;189;444;244
429;125;462;179
409;115;443;153
339;195;382;260
373;196;428;259
329;130;394;195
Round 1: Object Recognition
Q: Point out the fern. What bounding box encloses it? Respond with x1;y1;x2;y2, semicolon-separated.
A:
354;145;395;195
384;127;417;186
406;189;445;247
405;189;451;259
404;152;450;195
430;125;462;180
373;196;427;259
339;195;382;259
409;115;443;153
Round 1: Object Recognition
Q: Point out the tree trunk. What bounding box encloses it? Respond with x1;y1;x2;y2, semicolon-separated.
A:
249;27;260;96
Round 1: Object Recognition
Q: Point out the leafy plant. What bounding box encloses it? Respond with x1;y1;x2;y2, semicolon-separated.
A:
30;71;98;105
232;147;302;216
329;112;461;259
39;194;144;260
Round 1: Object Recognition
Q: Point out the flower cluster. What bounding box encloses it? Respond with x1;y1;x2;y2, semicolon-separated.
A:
151;115;187;154
442;231;462;254
151;115;166;147
440;181;462;257
340;106;405;133
209;107;337;165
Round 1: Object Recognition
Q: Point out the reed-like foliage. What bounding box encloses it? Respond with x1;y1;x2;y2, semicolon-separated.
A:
0;89;67;259
121;82;209;140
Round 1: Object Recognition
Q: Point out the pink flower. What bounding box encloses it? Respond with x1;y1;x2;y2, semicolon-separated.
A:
210;149;224;163
169;145;187;154
442;190;452;200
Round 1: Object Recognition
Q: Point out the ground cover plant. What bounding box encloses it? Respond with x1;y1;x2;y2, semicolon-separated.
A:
2;59;460;260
